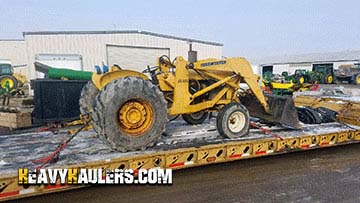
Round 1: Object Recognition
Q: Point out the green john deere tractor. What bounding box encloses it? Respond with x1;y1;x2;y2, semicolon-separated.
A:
0;62;18;95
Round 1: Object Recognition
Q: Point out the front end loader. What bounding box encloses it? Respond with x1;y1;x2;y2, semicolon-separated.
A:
80;56;301;152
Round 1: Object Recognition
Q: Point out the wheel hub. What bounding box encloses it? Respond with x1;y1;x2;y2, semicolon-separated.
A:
190;112;204;120
328;75;333;83
228;111;246;133
299;77;304;84
119;100;153;136
0;78;14;89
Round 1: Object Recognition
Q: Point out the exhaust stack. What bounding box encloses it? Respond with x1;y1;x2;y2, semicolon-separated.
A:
188;42;197;63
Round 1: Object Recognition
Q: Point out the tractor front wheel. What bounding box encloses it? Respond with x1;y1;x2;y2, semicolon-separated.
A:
217;103;249;139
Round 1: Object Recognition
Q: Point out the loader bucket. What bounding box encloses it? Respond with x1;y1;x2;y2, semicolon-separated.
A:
240;94;302;129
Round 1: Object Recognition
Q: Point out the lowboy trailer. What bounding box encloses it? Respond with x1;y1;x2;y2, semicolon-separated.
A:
0;119;359;201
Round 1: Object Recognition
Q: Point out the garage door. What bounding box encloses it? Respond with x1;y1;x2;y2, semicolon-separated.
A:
106;45;170;72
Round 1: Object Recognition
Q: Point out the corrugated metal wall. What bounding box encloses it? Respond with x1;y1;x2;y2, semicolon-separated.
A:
24;33;223;79
106;45;170;72
0;40;29;77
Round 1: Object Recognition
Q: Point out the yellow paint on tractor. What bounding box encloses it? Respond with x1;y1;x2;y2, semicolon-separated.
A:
13;73;26;86
91;56;270;115
271;81;295;89
159;57;269;115
92;69;148;90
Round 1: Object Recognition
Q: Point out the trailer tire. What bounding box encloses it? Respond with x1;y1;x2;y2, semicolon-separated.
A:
79;81;99;115
92;77;167;152
217;103;249;138
182;111;209;125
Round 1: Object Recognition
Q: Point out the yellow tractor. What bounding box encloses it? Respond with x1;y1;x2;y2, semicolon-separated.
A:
80;55;300;152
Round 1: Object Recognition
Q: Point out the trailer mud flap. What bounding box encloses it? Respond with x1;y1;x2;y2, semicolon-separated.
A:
240;94;301;129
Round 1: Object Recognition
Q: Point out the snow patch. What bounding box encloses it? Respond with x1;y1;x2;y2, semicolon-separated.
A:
0;160;9;166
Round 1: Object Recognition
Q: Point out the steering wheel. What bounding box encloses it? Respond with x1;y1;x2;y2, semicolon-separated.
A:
142;66;160;73
159;55;174;66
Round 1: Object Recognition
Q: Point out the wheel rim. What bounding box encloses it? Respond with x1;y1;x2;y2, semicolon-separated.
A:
0;78;14;89
228;111;246;133
118;99;154;136
327;75;333;83
299;77;304;84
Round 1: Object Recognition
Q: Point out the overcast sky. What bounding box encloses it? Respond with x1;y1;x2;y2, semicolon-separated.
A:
0;0;359;58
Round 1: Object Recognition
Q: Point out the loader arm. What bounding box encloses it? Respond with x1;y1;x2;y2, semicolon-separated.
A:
193;57;270;112
192;57;300;128
228;58;270;112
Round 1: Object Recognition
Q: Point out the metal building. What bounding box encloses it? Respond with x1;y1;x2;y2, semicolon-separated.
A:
18;30;222;79
250;51;360;76
0;39;28;76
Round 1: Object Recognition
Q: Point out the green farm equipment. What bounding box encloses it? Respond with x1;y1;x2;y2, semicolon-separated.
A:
34;62;93;80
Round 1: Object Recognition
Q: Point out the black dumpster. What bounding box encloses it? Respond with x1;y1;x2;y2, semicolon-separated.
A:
31;79;88;123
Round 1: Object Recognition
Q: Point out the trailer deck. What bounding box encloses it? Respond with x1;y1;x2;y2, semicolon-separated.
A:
1;118;360;201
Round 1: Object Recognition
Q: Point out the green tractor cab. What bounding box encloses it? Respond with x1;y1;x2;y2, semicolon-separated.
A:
312;64;334;84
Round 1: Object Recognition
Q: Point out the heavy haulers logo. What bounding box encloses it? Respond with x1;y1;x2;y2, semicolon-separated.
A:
18;168;172;185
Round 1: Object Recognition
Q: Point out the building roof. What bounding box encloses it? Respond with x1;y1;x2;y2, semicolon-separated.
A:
22;30;223;46
250;50;360;66
0;39;25;41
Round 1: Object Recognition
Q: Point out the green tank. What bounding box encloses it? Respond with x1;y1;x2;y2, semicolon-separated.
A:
34;62;93;80
47;68;93;80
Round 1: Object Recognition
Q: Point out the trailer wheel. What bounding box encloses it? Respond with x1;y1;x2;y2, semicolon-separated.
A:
79;81;99;115
182;111;209;125
217;103;249;138
92;77;167;152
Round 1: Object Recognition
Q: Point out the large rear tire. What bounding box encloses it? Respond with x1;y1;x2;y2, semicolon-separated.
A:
182;111;209;125
0;75;18;90
79;81;99;115
92;77;167;152
217;103;249;139
323;74;333;84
